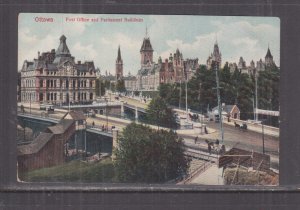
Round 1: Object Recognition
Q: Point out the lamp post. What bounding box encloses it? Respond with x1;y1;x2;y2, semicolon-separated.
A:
106;98;108;132
255;72;258;122
30;93;31;115
261;120;265;154
68;76;70;113
214;61;224;143
96;69;101;99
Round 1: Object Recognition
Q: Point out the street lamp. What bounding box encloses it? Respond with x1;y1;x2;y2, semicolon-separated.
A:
261;120;265;154
105;98;109;132
96;68;101;99
255;72;258;122
30;93;31;115
214;61;224;143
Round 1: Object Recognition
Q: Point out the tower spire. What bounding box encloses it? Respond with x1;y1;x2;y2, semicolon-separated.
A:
116;45;123;80
117;45;122;61
145;25;148;38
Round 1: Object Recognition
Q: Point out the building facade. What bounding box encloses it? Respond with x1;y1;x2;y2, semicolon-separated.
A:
207;41;222;70
20;35;97;105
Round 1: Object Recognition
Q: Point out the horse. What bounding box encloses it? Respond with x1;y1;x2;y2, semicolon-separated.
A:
234;122;240;128
240;123;247;131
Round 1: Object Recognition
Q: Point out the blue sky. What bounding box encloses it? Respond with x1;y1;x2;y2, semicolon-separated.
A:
18;13;280;75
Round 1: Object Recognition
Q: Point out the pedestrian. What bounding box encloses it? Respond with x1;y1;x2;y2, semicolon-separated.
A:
92;121;95;127
102;124;105;131
204;126;208;134
194;136;198;144
215;139;219;145
208;144;212;155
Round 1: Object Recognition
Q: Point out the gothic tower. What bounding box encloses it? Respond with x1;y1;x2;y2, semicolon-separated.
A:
212;40;222;69
115;45;123;80
140;28;153;67
265;46;274;67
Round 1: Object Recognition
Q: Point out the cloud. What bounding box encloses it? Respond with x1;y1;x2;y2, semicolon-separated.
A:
18;27;57;69
152;19;279;67
72;42;98;61
18;14;280;74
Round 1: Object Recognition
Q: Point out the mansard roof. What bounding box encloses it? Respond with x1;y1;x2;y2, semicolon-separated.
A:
22;35;97;72
53;35;73;64
140;37;153;52
75;61;95;72
57;35;71;56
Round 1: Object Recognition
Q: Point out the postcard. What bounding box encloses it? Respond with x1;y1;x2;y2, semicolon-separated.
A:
17;13;280;185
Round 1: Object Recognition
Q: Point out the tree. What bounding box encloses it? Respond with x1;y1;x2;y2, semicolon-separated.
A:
114;123;190;183
116;79;126;93
145;96;178;129
95;78;106;97
257;65;280;126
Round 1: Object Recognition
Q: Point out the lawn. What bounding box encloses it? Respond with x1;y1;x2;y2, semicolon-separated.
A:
20;158;117;183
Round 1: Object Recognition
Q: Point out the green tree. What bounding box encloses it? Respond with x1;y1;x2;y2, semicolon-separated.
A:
145;96;178;129
257;65;280;126
116;79;126;93
95;78;106;97
114;123;190;183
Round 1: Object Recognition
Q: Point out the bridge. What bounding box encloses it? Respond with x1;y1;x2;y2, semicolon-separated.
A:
18;113;113;139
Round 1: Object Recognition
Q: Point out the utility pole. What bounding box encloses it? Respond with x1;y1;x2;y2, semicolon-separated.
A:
30;93;31;115
262;120;265;154
214;62;224;143
68;76;70;113
252;96;255;121
106;99;109;132
185;78;188;121
179;80;182;110
199;82;203;134
255;72;258;122
99;78;101;99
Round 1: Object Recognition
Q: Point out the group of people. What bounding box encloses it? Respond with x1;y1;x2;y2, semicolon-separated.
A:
194;135;225;155
91;121;115;132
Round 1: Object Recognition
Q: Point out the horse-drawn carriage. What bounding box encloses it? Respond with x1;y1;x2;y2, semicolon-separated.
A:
234;122;247;131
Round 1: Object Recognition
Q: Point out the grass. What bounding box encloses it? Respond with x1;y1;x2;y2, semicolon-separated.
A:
20;158;117;183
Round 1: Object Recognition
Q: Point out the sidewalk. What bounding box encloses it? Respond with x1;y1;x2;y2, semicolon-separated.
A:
187;164;224;185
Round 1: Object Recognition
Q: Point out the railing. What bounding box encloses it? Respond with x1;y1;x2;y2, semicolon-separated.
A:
18;112;60;123
184;149;218;162
178;160;213;184
86;124;113;134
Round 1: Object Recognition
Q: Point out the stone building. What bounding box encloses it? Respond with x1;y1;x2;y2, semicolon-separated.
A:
123;72;137;91
135;32;160;90
184;58;199;81
265;46;275;67
228;47;276;75
207;41;222;70
20;35;97;105
238;57;248;74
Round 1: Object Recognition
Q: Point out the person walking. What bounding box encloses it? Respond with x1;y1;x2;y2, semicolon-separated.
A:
194;136;198;144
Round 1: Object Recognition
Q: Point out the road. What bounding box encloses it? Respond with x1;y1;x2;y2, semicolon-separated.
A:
18;101;279;169
206;121;279;155
19;105;279;156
